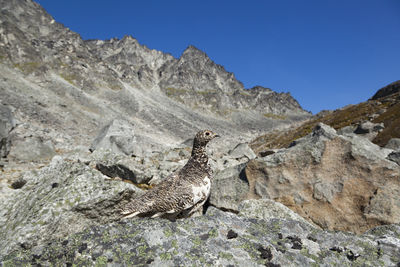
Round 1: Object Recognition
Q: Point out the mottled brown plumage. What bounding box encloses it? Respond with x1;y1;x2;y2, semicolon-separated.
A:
121;130;219;219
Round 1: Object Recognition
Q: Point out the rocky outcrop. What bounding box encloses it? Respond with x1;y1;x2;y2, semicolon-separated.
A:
1;129;400;266
0;154;142;256
245;123;400;233
1;206;399;266
0;104;15;158
352;121;384;141
158;45;308;116
89;119;137;156
371;80;400;100
208;163;249;211
8;135;55;162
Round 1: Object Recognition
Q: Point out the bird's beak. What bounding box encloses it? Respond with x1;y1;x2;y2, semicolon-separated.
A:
214;134;220;138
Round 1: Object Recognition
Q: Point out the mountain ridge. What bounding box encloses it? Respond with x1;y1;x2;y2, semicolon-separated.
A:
0;0;310;154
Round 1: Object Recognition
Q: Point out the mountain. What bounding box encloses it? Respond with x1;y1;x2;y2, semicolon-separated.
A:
0;0;310;160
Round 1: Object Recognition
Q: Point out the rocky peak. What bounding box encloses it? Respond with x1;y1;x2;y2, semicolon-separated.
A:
371;80;400;100
158;45;244;99
180;45;210;61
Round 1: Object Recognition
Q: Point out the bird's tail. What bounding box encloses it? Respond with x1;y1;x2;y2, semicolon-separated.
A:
119;202;141;218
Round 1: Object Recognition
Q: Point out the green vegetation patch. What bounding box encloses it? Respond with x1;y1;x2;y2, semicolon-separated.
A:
373;101;400;146
165;87;187;96
14;61;41;74
60;72;79;86
263;113;287;120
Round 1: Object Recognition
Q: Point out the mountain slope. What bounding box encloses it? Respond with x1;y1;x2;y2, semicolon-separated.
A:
0;0;310;154
250;81;400;154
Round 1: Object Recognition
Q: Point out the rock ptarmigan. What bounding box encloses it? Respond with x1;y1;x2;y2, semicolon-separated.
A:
121;130;219;219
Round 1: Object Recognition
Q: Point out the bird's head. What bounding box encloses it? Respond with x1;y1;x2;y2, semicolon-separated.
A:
193;130;219;147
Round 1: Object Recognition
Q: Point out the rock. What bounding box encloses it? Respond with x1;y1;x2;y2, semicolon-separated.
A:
8;135;55;162
0;104;15;158
90;119;137;156
312;122;338;139
10;177;27;189
90;147;187;185
337;125;357;136
208;163;249;211
245;123;400;233
238;199;316;228
289;122;337;148
385;138;400;151
1;207;399;266
0;155;142;256
387;151;400;166
93;151;153;184
353;121;384;140
228;143;257;160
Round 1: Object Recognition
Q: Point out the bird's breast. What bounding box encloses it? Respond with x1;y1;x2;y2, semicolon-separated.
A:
191;176;211;204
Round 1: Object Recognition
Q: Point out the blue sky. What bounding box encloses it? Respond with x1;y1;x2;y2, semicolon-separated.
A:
35;0;400;114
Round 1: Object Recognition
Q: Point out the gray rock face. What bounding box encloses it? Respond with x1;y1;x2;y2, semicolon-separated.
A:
89;119;137;156
8;135;55;162
209;163;249;211
0;104;15;157
0;136;399;266
158;45;308;116
1;207;399;266
353;121;384;140
228;143;257;160
0;154;141;256
91;147;186;185
238;199;317;228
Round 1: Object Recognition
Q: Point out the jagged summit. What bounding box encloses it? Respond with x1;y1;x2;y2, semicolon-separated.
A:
0;0;309;117
180;45;211;61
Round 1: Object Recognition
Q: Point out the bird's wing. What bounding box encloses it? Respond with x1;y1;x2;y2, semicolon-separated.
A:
121;172;183;217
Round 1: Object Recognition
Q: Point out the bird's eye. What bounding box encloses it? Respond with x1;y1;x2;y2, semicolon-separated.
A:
205;132;210;136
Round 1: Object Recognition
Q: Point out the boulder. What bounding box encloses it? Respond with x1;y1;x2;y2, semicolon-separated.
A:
353;121;384;141
208;163;249;211
90;147;186;185
90;119;137;156
228;143;257;160
92;149;154;184
8;136;55;162
1;207;399;266
0;155;141;256
0;104;15;158
245;123;400;233
337;125;357;136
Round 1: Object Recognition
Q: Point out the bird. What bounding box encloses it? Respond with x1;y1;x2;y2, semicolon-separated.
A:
121;129;219;219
